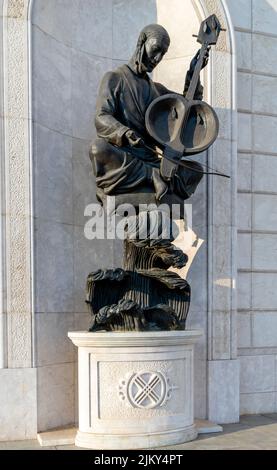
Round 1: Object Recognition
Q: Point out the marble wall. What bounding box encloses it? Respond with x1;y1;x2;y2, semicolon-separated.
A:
31;0;159;431
0;0;244;439
32;0;108;430
227;0;277;414
4;0;277;438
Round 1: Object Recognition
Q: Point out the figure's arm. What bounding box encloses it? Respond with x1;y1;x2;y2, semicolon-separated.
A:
183;70;203;100
183;48;210;100
95;71;130;147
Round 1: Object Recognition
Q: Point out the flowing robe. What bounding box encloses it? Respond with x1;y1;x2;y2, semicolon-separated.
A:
92;63;204;198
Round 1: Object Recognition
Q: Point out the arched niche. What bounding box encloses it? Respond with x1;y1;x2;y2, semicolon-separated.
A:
0;0;237;439
155;0;238;423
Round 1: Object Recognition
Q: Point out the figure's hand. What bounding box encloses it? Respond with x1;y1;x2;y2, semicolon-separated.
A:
125;130;144;147
189;47;210;74
202;47;210;69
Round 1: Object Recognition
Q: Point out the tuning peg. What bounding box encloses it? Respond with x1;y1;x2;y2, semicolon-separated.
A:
220;27;226;31
192;34;198;38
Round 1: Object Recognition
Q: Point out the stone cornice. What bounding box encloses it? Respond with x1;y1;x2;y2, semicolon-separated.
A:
68;330;203;348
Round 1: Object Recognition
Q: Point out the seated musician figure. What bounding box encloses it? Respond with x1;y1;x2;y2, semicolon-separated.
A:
90;24;209;202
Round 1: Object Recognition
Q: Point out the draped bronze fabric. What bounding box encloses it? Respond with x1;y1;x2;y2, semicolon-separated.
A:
92;63;204;198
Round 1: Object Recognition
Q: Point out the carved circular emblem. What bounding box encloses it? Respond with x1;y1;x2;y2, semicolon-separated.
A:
126;371;167;409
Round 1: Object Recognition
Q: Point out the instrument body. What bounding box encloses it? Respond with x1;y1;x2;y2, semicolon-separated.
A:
146;93;219;156
145;14;222;181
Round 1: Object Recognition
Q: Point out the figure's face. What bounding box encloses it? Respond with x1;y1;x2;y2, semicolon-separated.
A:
143;37;168;72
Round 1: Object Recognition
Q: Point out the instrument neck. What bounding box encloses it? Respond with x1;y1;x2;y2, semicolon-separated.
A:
185;43;207;101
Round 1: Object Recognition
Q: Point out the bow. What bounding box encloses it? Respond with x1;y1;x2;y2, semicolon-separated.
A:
143;143;230;179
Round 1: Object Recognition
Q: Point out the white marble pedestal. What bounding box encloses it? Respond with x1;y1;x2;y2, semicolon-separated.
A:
68;330;202;449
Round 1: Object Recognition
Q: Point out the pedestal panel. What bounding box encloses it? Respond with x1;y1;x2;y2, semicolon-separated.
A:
68;330;202;449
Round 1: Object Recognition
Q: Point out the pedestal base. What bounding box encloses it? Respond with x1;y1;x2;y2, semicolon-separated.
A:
68;330;202;450
75;426;197;450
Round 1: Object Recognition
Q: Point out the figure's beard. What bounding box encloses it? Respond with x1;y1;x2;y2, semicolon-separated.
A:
137;46;156;74
139;61;154;74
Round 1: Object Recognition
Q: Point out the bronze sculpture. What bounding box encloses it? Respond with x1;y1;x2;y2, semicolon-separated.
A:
87;16;225;332
91;23;208;202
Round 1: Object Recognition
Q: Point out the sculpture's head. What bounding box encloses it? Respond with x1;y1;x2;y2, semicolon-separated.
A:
134;24;170;74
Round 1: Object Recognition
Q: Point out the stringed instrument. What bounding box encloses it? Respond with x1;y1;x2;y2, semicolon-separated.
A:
145;14;224;181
